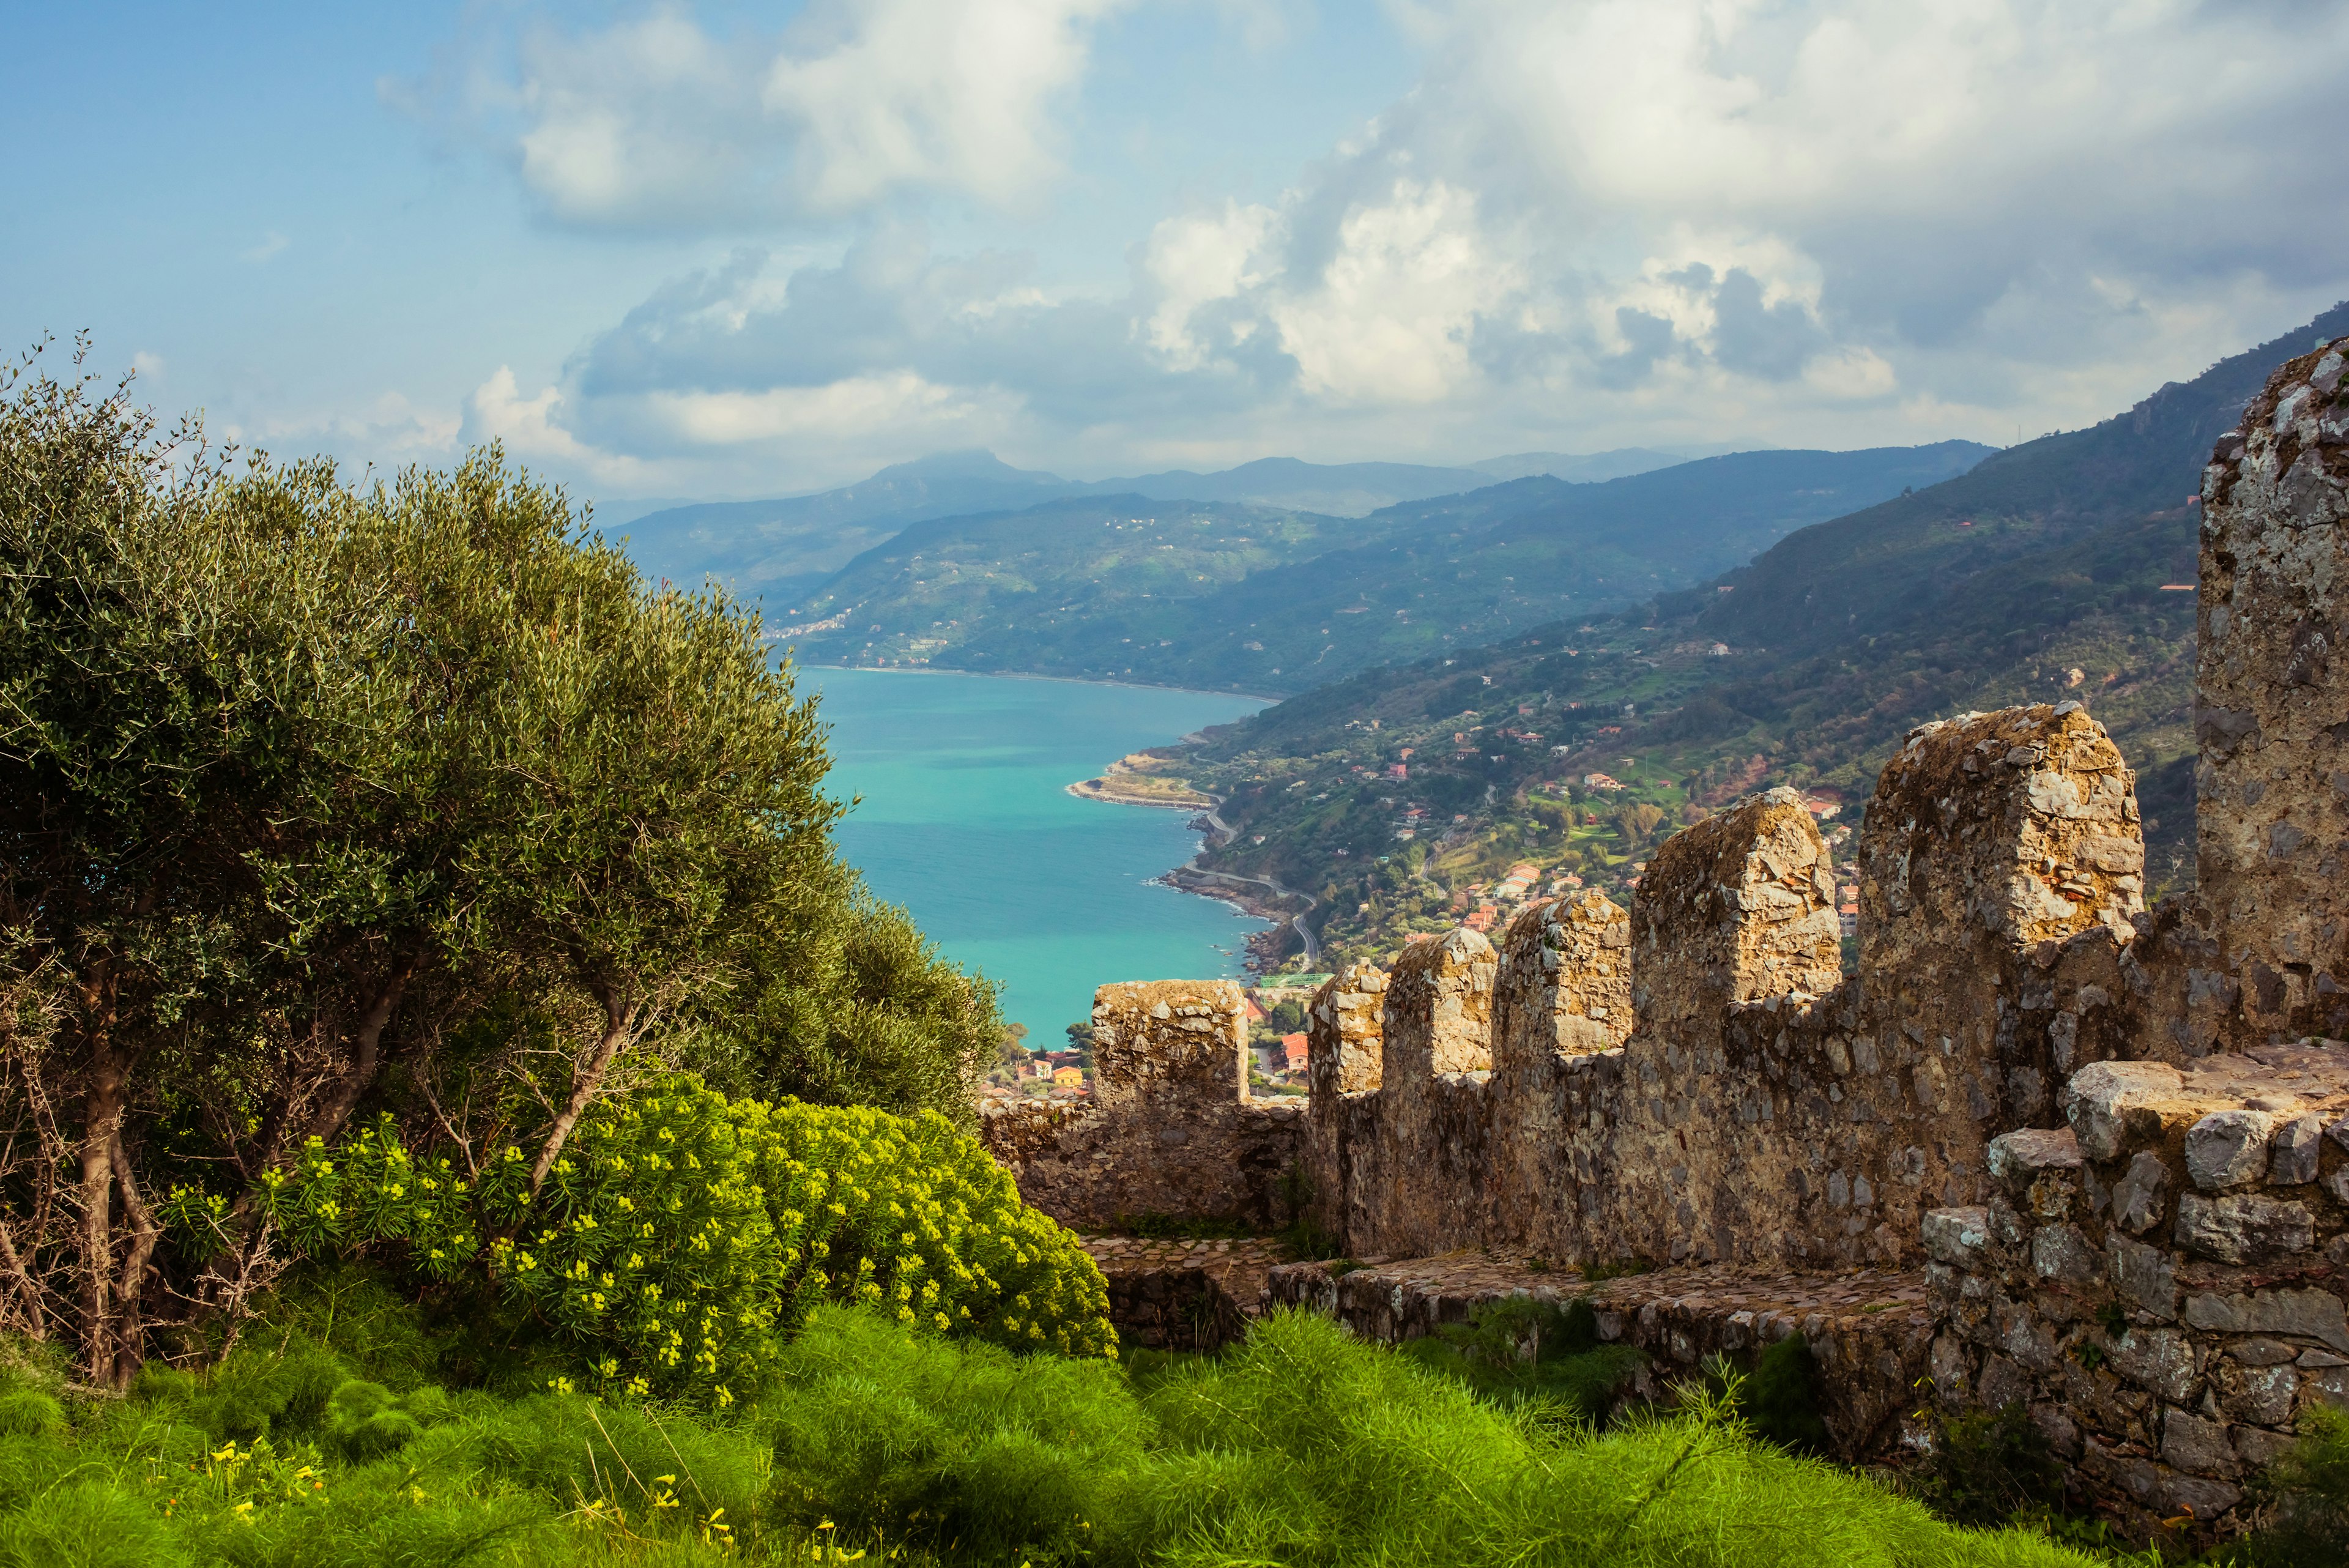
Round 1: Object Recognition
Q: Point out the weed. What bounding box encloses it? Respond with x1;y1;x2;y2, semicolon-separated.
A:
2241;1406;2349;1564
1917;1402;2069;1528
1743;1332;1830;1455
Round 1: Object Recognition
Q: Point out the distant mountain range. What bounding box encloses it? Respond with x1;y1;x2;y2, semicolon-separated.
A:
779;442;1989;693
1176;299;2349;919
608;447;1722;605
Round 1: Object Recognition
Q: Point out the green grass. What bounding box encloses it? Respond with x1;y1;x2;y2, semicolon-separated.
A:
15;1271;2332;1566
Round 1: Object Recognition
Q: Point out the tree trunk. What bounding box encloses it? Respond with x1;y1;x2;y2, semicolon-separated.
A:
109;1128;158;1389
77;1030;124;1387
0;1214;45;1339
306;955;417;1147
527;988;636;1195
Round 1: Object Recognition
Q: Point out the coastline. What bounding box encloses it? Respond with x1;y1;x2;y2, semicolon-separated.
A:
790;661;1286;706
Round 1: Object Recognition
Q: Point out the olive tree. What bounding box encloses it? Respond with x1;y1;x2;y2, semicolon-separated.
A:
0;349;996;1383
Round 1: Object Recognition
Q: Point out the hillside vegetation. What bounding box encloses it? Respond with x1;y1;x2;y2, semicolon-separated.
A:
1170;302;2349;968
784;443;1989;693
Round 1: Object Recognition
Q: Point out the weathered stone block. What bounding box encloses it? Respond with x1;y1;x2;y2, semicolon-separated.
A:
2269;1112;2324;1185
1923;1207;1992;1269
2185;1109;2276;1191
2110;1150;2170;1235
2109;1328;2195;1405
1308;959;1386;1095
1633;787;1841;1013
2109;1234;2179;1321
2160;1406;2241;1480
2173;1191;2315;1263
2183;1287;2349;1354
2064;1060;2183;1161
1382;926;1495;1082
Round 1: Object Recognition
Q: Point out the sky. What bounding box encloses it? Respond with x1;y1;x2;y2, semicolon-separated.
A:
7;0;2348;509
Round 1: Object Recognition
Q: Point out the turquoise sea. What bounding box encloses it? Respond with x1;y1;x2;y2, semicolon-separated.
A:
798;668;1272;1044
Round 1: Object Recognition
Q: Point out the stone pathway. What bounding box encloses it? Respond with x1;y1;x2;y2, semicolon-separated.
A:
1265;1252;1934;1459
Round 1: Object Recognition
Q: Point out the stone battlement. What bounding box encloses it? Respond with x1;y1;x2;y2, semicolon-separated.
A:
980;336;2349;1538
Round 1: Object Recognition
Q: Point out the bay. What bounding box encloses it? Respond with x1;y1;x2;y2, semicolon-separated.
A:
797;667;1271;1044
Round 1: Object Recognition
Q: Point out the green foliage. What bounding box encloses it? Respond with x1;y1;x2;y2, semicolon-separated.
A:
762;1305;1149;1564
1742;1332;1830;1455
0;1391;62;1438
0;356;1003;1383
243;1078;1116;1404
1396;1296;1646;1423
1917;1402;2069;1529
2243;1406;2349;1565
0;1296;2158;1568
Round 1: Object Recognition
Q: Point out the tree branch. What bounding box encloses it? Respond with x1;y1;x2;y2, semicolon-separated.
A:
527;986;636;1195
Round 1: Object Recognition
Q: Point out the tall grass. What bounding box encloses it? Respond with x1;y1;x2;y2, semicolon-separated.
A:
0;1275;2296;1567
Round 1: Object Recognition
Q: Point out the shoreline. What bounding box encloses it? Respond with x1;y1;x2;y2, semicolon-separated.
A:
1064;777;1217;810
790;661;1287;706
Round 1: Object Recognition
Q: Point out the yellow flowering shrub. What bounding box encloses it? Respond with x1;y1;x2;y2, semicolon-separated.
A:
210;1078;1115;1403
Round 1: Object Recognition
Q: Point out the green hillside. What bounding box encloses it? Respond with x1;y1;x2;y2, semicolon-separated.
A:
1168;302;2349;970
786;443;1989;691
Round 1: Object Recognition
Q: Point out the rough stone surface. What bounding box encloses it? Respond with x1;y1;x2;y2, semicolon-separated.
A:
1265;1253;1932;1461
981;981;1302;1228
993;350;2349;1542
2199;338;2349;1044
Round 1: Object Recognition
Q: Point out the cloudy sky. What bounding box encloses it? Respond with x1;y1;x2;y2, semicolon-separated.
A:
9;1;2347;507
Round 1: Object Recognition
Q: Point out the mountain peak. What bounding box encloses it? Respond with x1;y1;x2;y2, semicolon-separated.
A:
870;450;1064;485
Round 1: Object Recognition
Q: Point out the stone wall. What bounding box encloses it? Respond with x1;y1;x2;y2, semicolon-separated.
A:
1924;1042;2349;1532
981;979;1303;1230
2198;337;2349;1043
978;335;2349;1538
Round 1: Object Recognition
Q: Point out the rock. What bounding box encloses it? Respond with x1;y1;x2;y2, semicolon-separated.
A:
2184;1110;2275;1191
2214;1358;2297;1425
2271;1113;2325;1185
1989;1126;2082;1181
2110;1150;2169;1235
1923;1207;1992;1269
2032;1224;2099;1285
2109;1234;2178;1320
2109;1328;2195;1404
2160;1406;2240;1479
2184;1288;2349;1354
2235;1425;2297;1470
2064;1061;2181;1160
2160;1472;2242;1523
2174;1192;2315;1263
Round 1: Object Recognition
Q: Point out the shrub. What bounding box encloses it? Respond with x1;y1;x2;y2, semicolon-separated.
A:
0;1478;183;1568
242;1077;1116;1403
2244;1405;2349;1564
1916;1401;2069;1528
1397;1295;1646;1422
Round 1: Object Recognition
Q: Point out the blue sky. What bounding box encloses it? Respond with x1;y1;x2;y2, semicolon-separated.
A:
8;1;2347;510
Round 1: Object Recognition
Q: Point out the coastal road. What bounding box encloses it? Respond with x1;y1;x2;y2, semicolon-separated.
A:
1180;868;1321;966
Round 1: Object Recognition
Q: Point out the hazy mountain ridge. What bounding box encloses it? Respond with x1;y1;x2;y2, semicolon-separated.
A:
1168;300;2349;964
613;447;1708;604
785;442;1991;693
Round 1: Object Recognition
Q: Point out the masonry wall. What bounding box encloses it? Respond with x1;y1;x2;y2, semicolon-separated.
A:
981;979;1302;1230
977;331;2349;1540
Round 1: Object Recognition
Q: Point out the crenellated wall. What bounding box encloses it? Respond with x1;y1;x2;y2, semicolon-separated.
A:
979;336;2349;1537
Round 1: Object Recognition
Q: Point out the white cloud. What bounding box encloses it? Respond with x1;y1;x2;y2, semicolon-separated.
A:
415;0;1122;228
1267;180;1520;405
240;231;289;264
399;0;2349;492
468;368;646;486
